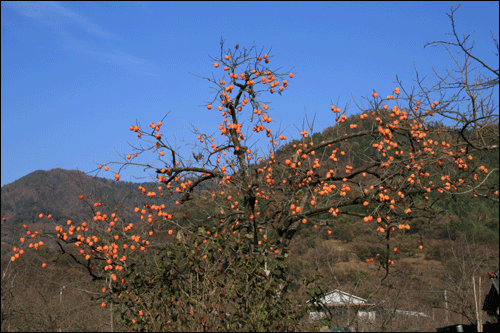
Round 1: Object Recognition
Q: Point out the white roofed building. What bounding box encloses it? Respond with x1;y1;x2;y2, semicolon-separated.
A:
309;289;376;323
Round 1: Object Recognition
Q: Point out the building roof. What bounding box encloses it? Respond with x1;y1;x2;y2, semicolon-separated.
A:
309;289;375;307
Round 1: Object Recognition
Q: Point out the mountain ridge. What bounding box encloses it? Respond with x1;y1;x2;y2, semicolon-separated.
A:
1;168;163;244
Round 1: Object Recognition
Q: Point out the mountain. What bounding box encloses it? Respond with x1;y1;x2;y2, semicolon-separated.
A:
1;168;164;244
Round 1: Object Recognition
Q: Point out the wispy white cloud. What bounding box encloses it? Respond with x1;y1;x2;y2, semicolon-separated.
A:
3;1;117;39
3;1;156;75
83;49;159;76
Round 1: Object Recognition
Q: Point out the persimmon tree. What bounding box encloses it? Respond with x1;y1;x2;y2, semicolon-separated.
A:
6;7;498;331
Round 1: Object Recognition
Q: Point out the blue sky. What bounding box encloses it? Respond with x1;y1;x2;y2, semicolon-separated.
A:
1;1;498;187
